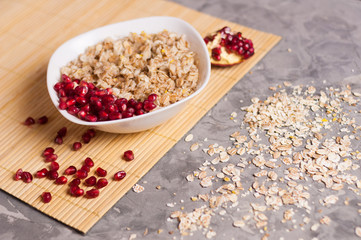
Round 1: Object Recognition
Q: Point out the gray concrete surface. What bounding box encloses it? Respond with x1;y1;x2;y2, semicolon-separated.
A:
1;0;361;239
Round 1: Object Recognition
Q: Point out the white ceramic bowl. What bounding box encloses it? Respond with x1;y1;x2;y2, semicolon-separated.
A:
47;16;210;133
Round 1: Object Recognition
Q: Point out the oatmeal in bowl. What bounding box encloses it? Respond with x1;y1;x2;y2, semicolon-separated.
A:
47;16;211;133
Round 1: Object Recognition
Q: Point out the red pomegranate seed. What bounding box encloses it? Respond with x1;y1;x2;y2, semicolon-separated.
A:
21;171;33;183
69;178;81;187
118;103;127;112
14;169;23;181
147;94;158;102
122;111;133;118
35;168;48;178
85;176;97;186
74;86;88;97
96;167;107;177
57;127;67;137
81;104;91;112
82;132;92;144
114;171;126;181
59;102;67;110
42;147;54;157
24;117;35;126
54;135;63;145
64;166;77;175
81;165;91;173
58;89;66;98
76;96;87;105
67;106;80;115
127;99;137;107
86;189;99;198
98;111;109;121
143;102;156;111
50;162;59;171
123;150;134;161
96;178;108;189
45;153;58;162
86;129;96;138
38;116;48;124
134;102;143;110
73;188;84;197
108;112;122;120
76;169;88;179
84;114;97;122
66;98;76;107
61;74;71;82
135;109;145;116
73;142;82;151
54;82;63;92
55;176;68;184
42;192;52;203
78;110;87;119
84;157;94;167
47;170;58;180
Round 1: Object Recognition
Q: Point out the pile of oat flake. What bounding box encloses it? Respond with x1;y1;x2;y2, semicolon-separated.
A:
170;82;361;239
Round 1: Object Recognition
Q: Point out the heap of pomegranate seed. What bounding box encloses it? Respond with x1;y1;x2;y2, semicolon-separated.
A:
204;26;255;66
54;74;158;122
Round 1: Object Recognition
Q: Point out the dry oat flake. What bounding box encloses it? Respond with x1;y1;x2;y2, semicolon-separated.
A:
168;83;361;239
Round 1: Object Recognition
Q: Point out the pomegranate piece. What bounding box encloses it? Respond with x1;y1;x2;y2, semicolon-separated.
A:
80;165;91;173
73;142;82;151
123;150;134;161
42;147;54;157
64;166;77;175
84;157;94;167
96;167;107;177
85;176;97;186
114;171;126;181
36;168;48;178
24;117;35;126
147;94;158;102
69;178;81;187
14;168;23;181
76;169;88;179
45;153;58;162
55;176;68;184
42;192;52;203
38;116;48;124
204;26;255;66
96;178;108;189
47;170;59;180
21;171;33;183
54;135;63;145
86;189;100;198
50;162;60;171
57;127;67;137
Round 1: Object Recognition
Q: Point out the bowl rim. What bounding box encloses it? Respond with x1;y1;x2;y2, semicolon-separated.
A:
47;16;211;126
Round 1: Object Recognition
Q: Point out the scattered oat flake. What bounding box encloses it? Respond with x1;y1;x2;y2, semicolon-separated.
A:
320;216;331;225
132;184;144;193
233;220;245;228
185;134;194;142
129;233;137;240
190;142;199;151
355;227;361;238
200;176;213;188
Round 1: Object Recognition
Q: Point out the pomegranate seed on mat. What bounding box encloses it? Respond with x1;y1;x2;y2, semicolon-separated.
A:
14;169;23;181
86;189;99;198
85;176;97;186
24;117;35;126
55;176;68;184
72;142;82;151
38;116;48;124
76;169;88;179
64;166;77;175
96;178;108;189
123;150;134;161
21;172;33;183
84;157;94;167
114;171;126;181
42;192;52;203
96;167;107;177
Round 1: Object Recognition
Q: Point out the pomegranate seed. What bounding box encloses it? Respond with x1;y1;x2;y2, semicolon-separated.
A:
42;147;54;157
73;188;84;197
64;82;74;92
114;171;126;180
61;74;71;82
24;117;35;126
76;96;87;105
134;102;143;110
21;171;33;183
35;168;48;178
122;111;133;118
96;178;108;189
78;110;87;119
127;99;137;107
66;98;76;107
38;116;48;124
45;153;58;162
57;127;67;137
135;109;145;115
47;170;58;180
84;114;97;122
82;132;92;144
73;142;82;151
76;169;88;179
143;102;156;111
86;189;99;198
204;37;210;44
67;106;80;115
59;102;67;110
81;165;91;173
85;176;97;186
64;166;77;176
147;94;158;102
108;112;122;120
117;103;127;112
74;86;88;97
96;167;107;177
212;47;221;55
55;176;68;184
123;150;134;161
54;135;63;145
42;192;52;203
58;89;66;97
87;129;96;138
98;111;109;121
50;162;59;171
54;82;63;92
212;53;221;61
84;157;94;167
81;104;90;112
69;178;81;187
14;168;23;181
73;78;80;84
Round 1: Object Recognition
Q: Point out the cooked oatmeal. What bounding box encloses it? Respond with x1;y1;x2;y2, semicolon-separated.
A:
60;30;199;107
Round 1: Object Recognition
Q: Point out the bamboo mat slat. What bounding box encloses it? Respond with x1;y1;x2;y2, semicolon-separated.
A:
0;0;281;233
